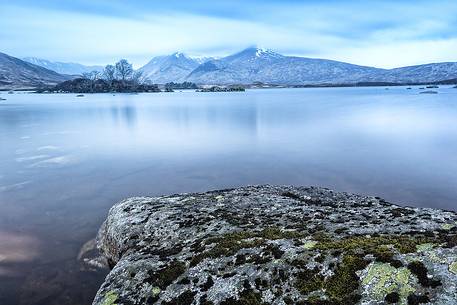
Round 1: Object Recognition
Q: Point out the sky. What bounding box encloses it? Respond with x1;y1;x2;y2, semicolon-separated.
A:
1;0;457;68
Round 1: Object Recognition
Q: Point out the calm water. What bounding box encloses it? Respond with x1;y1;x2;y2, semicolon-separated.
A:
1;87;457;304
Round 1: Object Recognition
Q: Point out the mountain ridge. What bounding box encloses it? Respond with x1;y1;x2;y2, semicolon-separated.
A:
2;48;457;88
186;47;386;85
0;52;70;89
22;57;104;75
139;47;457;85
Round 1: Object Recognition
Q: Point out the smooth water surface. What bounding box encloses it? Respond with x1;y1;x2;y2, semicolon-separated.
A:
1;87;457;304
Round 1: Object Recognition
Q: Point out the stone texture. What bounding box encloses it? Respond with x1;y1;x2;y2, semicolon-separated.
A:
93;185;457;305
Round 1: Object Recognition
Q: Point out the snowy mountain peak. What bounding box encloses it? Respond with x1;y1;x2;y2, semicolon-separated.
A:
230;47;284;61
255;48;280;58
172;52;188;59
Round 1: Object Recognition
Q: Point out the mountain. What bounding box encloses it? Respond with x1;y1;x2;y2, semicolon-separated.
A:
185;47;457;85
0;52;70;89
4;49;457;88
376;62;457;83
187;47;385;85
23;57;104;75
192;56;218;65
139;52;214;83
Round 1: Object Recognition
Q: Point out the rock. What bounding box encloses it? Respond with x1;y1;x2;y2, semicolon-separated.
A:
78;238;109;272
93;185;457;305
420;90;438;94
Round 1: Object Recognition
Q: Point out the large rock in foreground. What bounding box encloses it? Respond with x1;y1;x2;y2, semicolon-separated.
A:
93;185;457;305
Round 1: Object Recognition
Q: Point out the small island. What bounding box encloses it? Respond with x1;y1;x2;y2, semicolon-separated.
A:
165;82;199;91
36;59;161;93
197;86;245;92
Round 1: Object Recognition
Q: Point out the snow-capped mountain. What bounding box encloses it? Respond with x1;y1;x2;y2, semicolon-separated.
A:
187;47;384;85
139;52;214;83
0;52;70;88
184;47;457;85
22;57;104;75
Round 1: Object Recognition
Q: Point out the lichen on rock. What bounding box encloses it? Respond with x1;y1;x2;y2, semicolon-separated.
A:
450;262;457;275
360;262;416;304
101;291;118;305
92;185;457;305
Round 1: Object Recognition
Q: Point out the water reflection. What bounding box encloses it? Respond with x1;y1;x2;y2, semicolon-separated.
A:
110;103;137;128
0;231;39;267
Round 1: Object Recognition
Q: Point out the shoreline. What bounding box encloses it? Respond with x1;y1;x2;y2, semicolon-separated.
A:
2;84;455;93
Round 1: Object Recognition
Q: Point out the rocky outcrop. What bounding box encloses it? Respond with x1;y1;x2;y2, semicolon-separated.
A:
93;185;457;305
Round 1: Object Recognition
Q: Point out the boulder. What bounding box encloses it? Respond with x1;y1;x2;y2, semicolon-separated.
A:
93;185;457;305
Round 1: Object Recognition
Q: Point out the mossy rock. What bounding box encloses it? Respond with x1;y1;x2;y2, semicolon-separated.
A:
92;185;457;305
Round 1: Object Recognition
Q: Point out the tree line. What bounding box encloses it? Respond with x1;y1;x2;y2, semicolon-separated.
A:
82;59;144;85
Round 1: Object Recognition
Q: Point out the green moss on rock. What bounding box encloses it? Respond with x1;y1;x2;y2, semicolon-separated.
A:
416;243;435;252
316;234;433;255
441;223;455;230
157;261;186;289
191;228;303;267
220;289;266;305
449;262;457;275
324;254;367;302
102;291;118;305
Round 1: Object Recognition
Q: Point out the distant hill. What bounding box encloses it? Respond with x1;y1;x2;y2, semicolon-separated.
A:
139;52;214;84
0;52;70;89
375;62;457;83
23;57;104;75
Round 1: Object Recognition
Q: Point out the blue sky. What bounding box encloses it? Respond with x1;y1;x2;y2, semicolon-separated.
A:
1;0;457;68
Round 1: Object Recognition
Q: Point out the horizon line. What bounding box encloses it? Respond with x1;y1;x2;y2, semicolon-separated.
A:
7;47;457;71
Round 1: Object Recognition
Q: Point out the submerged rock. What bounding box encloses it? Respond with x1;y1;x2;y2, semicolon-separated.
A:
93;185;457;305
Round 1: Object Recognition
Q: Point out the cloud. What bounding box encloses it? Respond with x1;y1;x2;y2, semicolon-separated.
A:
1;1;457;68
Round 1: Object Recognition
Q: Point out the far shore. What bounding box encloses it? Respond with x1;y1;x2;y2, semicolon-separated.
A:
1;80;456;93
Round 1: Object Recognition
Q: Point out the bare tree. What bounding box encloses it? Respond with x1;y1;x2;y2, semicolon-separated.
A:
81;70;101;92
82;72;92;80
82;70;101;81
115;59;133;82
91;70;101;81
103;65;116;82
131;70;144;85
